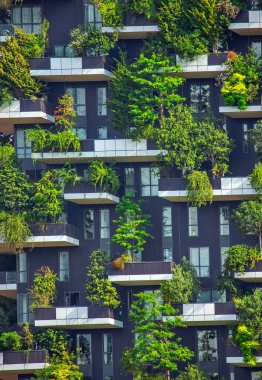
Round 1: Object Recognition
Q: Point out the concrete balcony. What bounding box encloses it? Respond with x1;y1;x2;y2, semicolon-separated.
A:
229;10;262;35
30;56;113;82
174;302;237;326
32;139;165;164
219;97;262;118
226;345;262;367
158;177;257;202
102;14;159;39
0;350;49;377
0;223;79;253
0;24;14;43
108;261;173;285
34;306;123;329
0;100;55;135
234;261;262;282
64;183;119;204
0;272;17;299
173;53;227;78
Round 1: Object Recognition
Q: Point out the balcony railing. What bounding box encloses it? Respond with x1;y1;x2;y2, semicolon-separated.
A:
0;350;49;371
229;10;262;35
226;344;262;366
219;94;262;118
234;261;262;282
64;182;117;195
30;223;79;240
159;177;256;201
64;182;120;204
0;272;16;284
34;306;123;328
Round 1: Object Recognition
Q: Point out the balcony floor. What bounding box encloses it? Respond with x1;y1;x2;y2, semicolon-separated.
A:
0;284;17;300
35;318;123;329
64;192;119;204
30;69;113;82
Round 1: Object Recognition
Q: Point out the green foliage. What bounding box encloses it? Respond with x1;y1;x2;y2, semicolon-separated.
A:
21;322;34;362
112;194;153;261
127;0;157;19
0;27;45;104
92;0;124;27
121;291;194;378
87;159;120;193
0;211;31;252
157;105;232;175
0;331;22;351
0;145;34;214
54;93;77;131
69;25;116;56
29;266;58;310
36;329;71;359
110;53;185;139
175;364;210;380
35;350;83;380
234;290;262;366
52;163;79;191
249;163;262;195
0;297;17;333
233;200;262;255
186;171;213;207
85;249;120;309
161;257;199;304
218;245;261;297
221;50;262;110
32;171;63;224
249;120;262;160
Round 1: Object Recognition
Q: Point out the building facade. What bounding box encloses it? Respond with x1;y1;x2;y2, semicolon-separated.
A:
0;1;261;379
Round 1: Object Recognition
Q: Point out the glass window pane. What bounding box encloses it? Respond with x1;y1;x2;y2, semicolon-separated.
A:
141;168;150;185
163;248;172;262
59;251;69;281
12;7;21;24
190;248;199;266
77;334;92;365
150;168;160;185
22;7;31;24
200;247;209;265
98;126;108;139
32;6;41;23
163;207;172;237
100;209;110;239
85;209;94;239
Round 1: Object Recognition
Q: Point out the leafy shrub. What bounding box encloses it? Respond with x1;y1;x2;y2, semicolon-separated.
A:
221;73;249;109
249;163;262;195
87;160;120;193
92;0;124;27
30;266;58;311
175;364;210;380
249;120;262;160
186;171;213;207
36;329;71;359
0;212;31;252
0;331;22;351
69;25;116;56
223;245;261;273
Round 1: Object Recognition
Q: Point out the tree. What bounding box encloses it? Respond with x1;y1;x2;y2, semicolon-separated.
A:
85;249;120;309
161;257;199;304
112;194;153;261
121;291;193;380
175;364;210;380
0;211;31;252
68;25;116;56
91;0;124;27
32;171;63;224
0;331;22;351
29;266;58;311
186;171;213;207
233;200;262;256
249;120;262;160
36;329;72;360
249;163;262;195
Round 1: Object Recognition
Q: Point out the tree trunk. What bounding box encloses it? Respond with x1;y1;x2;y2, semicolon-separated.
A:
166;369;171;380
259;233;262;259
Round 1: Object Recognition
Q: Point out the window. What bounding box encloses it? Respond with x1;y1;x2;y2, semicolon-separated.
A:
98;126;108;139
16;129;31;159
190;247;210;277
12;6;42;34
17;252;27;283
67;87;86;116
65;292;79;307
188;207;198;237
103;334;113;365
197;330;218;362
190;83;210;113
197;289;225;303
125;168;135;195
251;40;262;58
163;248;172;262
54;45;74;58
221;247;229;268
100;209;110;239
162;207;172;237
220;206;230;235
59;251;69;281
242;123;249;153
77;334;92;365
84;209;94;239
84;2;102;28
18;294;28;323
141;167;160;196
97;87;107;116
104;377;113;380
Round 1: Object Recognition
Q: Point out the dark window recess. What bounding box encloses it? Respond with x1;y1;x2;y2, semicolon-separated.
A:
65;292;80;307
190;83;210;113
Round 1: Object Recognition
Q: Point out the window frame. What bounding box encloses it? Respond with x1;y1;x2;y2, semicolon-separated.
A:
190;247;210;277
59;251;70;282
190;83;211;113
103;333;113;365
188;206;198;237
97;86;107;116
84;209;95;239
140;167;160;196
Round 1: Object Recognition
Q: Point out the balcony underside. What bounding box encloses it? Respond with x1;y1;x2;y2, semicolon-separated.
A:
226;356;262;367
0;284;17;300
0;113;54;135
219;106;262;118
172;67;225;79
64;192;119;204
35;318;123;329
229;24;262;35
158;190;256;202
234;272;262;282
181;314;237;326
0;236;79;253
30;69;113;82
108;274;172;286
0;364;48;375
31;150;163;164
102;25;159;39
